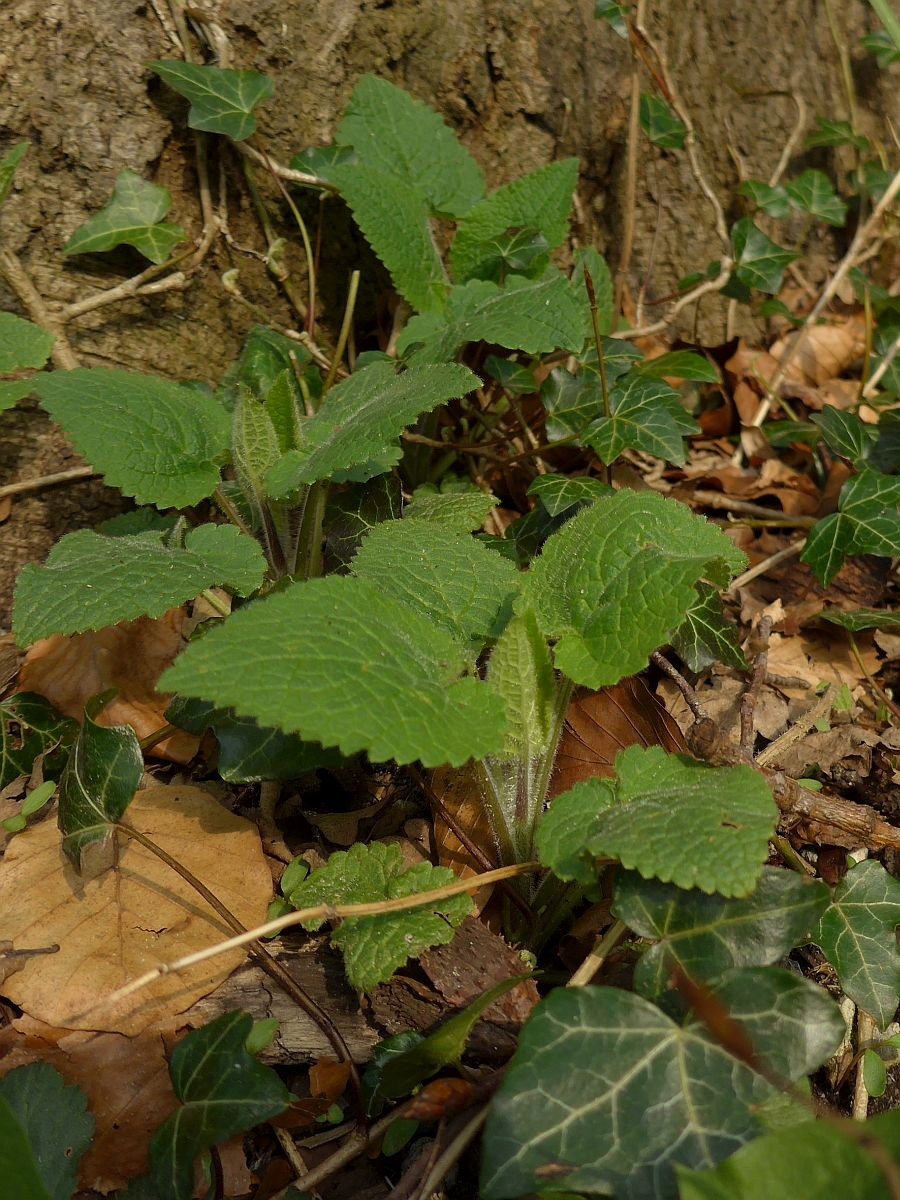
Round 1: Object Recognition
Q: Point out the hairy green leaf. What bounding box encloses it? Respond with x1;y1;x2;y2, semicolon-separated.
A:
0;1063;93;1200
0;380;37;413
802;468;900;585
527;473;613;516
403;486;498;531
672;582;748;671
486;609;557;761
148;1012;289;1200
481;986;773;1200
815;859;900;1026
785;169;847;227
640;93;687;149
63;170;185;264
33;368;230;508
330;163;449;312
335;75;484;217
324;475;402;570
614;868;831;1000
148;61;274;140
738;179;792;218
286;842;472;991
731;219;796;294
536;776;618;885
523;490;746;688
450;159;578;282
584;371;699;465
13;525;266;645
0;312;54;372
58;694;143;870
266;362;478;496
161;576;507;767
586;746;776;896
352;519;519;648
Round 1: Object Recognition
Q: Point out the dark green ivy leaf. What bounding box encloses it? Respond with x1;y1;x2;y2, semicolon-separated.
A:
738;180;792;219
0;694;77;791
148;61;274;140
640;93;687;149
672;582;748;671
801;468;900;585
584;371;699;465
785;169;848;227
731;219;796;294
812;407;878;465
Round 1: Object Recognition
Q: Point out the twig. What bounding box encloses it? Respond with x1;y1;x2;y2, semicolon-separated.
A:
756;683;834;767
768;93;808;189
235;140;335;191
740;615;772;755
414;1106;490;1199
609;261;734;341
0;248;80;369
0;466;97;501
863;325;900;398
651;651;707;721
666;487;818;528
274;1127;321;1199
853;1010;877;1120
280;1110;399;1196
567;919;628;988
847;631;900;723
728;542;804;592
324;270;360;393
61;263;190;321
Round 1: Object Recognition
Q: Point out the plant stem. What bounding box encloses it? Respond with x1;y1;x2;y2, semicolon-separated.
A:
324;270;360;394
567;919;628;987
199;588;231;618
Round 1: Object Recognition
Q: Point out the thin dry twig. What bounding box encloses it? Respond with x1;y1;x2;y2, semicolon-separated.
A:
0;248;80;370
741;615;773;754
0;466;98;502
756;683;834;767
728;542;804;593
567;919;628;988
651;651;707;721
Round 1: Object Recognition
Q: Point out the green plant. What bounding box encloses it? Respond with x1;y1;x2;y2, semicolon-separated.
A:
2;43;899;1200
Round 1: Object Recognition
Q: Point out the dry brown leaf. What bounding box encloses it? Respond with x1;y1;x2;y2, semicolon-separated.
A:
0;1014;177;1192
771;315;866;387
0;784;272;1034
725;341;780;391
19;612;197;764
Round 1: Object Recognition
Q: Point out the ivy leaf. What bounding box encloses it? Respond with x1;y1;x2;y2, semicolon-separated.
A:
480;986;773;1200
63;170;185;264
672;582;748;671
335;75;484;218
614;868;831;1001
286;842;472;991
352;520;519;648
0;141;28;207
812;406;877;465
640;93;687;149
32;368;230;508
802;469;900;585
584;371;700;465
482;355;537;395
0;312;54;372
815;859;900;1026
819;607;900;633
330;163;449;313
523;490;746;688
450;159;578;282
148;61;274;140
805;116;871;151
0;694;77;791
738;179;792;219
400;273;586;362
161;575;507;768
688;967;845;1081
58;693;143;870
0;1063;94;1200
594;0;628;37
13;525;266;645
785;169;848;227
731;218;796;294
148;1012;289;1200
586;746;777;897
633;350;721;383
403;486;498;532
527;474;613;517
265;362;478;496
536;776;619;885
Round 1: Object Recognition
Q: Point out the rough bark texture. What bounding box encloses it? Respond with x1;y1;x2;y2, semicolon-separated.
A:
1;0;897;621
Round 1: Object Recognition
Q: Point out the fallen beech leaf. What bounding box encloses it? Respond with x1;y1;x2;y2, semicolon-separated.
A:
19;612;197;764
0;1014;177;1192
432;762;495;884
309;1055;352;1103
771;315;866;387
0;784;272;1034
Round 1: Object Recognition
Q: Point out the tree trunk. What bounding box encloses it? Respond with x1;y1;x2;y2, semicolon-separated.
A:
1;0;895;620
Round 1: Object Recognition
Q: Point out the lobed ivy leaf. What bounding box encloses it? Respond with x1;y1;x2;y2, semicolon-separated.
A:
330;163;449;313
63;170;185;264
522;490;746;688
148;60;274;140
13;524;266;645
595;0;629;36
335;75;484;218
819;607;900;633
738;179;792;218
266;361;478;497
0;694;77;791
614;868;831;1001
587;746;777;897
633;350;721;383
731;218;796;294
802;468;900;585
804;116;871;151
403;486;498;532
352;519;519;648
640;92;687;149
812;405;878;465
161;575;508;767
0;312;54;372
33;368;230;508
0;1063;94;1200
449;158;578;282
785;169;847;227
147;1012;290;1200
400;273;586;362
527;473;613;517
814;859;900;1027
0;141;28;207
286;842;472;991
481;986;774;1200
584;371;700;465
58;693;143;870
672;581;748;671
676;1109;900;1200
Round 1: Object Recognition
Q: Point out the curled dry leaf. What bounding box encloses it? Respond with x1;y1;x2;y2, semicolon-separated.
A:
0;1014;177;1193
771;314;866;387
0;784;272;1035
18;611;197;764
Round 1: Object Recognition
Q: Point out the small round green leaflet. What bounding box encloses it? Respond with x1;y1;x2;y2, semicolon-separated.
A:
1;780;57;835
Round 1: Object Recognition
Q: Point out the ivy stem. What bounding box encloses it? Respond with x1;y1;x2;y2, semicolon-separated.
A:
567;919;628;987
138;722;181;753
